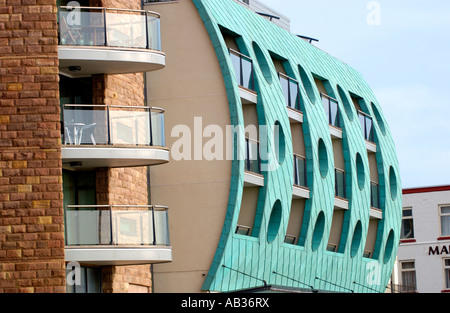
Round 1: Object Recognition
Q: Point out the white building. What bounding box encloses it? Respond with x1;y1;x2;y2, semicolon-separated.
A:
395;185;450;293
235;0;291;31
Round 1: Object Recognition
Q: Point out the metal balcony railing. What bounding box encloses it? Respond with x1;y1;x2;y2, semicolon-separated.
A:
58;6;161;51
64;205;170;246
62;104;165;147
229;49;255;91
321;93;340;128
279;73;301;111
385;283;417;293
293;154;307;188
358;111;375;142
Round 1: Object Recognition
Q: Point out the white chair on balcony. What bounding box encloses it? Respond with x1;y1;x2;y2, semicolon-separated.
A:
77;123;97;145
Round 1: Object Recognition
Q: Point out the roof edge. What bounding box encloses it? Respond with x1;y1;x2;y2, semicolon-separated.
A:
403;185;450;195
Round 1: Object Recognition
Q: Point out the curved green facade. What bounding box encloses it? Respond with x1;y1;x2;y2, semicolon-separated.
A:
194;0;401;293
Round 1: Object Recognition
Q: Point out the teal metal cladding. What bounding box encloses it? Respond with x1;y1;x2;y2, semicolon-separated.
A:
194;0;401;293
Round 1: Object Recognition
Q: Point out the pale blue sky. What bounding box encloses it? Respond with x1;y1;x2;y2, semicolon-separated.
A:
260;0;450;188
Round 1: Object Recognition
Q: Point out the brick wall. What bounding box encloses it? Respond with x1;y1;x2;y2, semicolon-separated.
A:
102;265;152;293
89;0;153;294
0;0;65;293
95;71;151;293
0;0;153;293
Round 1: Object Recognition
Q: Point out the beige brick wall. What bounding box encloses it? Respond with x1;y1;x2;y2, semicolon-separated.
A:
0;0;65;293
102;265;152;293
89;0;153;294
0;0;153;294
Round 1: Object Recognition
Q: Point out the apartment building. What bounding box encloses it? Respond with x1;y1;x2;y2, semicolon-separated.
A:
0;0;401;293
393;185;450;293
0;0;170;293
146;0;401;293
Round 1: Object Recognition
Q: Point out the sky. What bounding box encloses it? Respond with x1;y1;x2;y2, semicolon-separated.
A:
259;0;450;189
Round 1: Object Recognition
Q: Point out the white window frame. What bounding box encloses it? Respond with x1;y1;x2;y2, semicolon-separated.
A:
401;207;415;239
400;260;417;293
439;205;450;237
444;258;450;291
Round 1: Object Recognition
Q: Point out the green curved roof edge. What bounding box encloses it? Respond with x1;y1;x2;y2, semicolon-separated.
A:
194;0;402;293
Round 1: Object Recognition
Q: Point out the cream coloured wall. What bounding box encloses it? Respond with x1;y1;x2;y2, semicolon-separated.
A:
237;187;260;234
145;0;233;293
368;152;379;182
332;138;345;170
285;199;306;245
328;208;345;251
291;123;306;157
364;218;379;256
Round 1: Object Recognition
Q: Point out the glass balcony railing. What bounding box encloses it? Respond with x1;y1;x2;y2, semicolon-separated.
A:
293;154;307;188
279;73;301;111
64;205;170;246
358;111;375;142
245;137;261;174
335;168;346;199
322;93;340;128
62;104;165;147
229;49;255;91
58;6;161;51
370;181;380;209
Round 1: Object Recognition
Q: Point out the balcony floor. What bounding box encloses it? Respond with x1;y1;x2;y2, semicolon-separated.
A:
65;246;172;266
62;146;169;170
58;46;165;78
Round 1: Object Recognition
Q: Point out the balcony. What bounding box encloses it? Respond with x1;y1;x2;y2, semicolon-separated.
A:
243;137;263;187
229;49;256;104
61;104;169;170
322;93;342;139
293;154;309;199
358;111;377;152
58;6;165;77
64;205;171;265
279;73;303;123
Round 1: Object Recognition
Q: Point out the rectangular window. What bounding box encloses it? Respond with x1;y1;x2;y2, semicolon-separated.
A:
245;137;261;174
334;168;346;199
66;266;102;293
400;260;417;293
358;111;374;142
440;205;450;237
445;259;450;290
293;154;307;188
229;49;254;91
321;94;340;128
370;181;380;209
279;73;301;111
401;207;414;239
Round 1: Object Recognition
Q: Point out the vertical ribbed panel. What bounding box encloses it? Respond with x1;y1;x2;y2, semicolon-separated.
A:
195;0;401;293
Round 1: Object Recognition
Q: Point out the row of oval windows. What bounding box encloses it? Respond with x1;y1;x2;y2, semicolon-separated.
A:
260;118;398;263
235;40;399;262
267;199;396;264
244;40;399;198
248;40;389;138
272;122;398;200
317;138;399;200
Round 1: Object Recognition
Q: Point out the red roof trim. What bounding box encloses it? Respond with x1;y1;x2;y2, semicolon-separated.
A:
403;185;450;195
